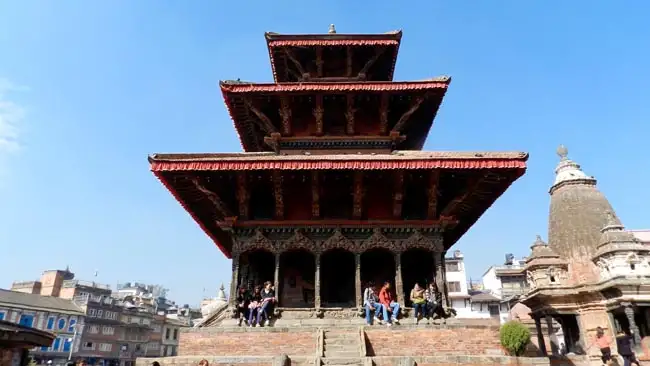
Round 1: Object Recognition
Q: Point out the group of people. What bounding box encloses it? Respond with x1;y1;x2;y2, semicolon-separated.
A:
363;281;442;326
234;281;276;327
589;326;642;366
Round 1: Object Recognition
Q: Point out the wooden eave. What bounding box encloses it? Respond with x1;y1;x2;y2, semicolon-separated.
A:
265;31;402;83
220;78;450;152
149;151;528;258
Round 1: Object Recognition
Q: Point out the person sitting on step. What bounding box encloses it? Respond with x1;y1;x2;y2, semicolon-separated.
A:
363;281;384;325
410;282;426;324
257;281;276;326
378;281;400;326
248;285;262;327
235;285;250;326
425;282;439;319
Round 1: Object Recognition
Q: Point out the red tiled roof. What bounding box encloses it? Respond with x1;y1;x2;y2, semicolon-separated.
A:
219;79;450;94
268;39;399;47
149;151;528;172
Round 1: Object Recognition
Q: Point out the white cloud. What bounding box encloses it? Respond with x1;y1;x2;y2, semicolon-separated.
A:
0;79;27;154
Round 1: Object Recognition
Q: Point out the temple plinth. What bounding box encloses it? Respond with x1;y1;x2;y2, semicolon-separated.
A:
149;27;528;327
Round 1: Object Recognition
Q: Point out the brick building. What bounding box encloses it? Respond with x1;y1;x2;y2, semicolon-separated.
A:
520;145;650;362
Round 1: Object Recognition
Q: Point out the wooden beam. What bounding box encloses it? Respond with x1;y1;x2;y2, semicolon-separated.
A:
353;171;364;219
283;47;309;80
236;172;249;220
244;98;278;134
439;174;487;218
188;176;233;217
391;95;426;133
273;170;284;219
316;47;324;77
346;46;353;77
313;95;324;136
427;170;440;219
379;93;389;135
358;47;386;80
345;94;356;135
392;170;404;219
311;171;320;218
279;97;292;135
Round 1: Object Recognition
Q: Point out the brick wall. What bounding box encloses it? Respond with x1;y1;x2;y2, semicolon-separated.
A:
179;328;317;357
135;356;273;366
365;327;504;356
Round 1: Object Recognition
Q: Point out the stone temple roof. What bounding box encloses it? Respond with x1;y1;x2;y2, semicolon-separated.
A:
526;235;567;268
594;212;648;258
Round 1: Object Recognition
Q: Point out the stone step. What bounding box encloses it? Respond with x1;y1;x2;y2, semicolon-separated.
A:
324;344;358;352
323;351;361;358
324;338;359;345
321;358;364;365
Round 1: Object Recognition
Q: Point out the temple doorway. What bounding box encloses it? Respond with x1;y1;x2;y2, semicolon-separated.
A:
401;248;434;306
361;248;395;297
321;249;355;307
238;250;275;291
279;250;315;307
556;314;585;355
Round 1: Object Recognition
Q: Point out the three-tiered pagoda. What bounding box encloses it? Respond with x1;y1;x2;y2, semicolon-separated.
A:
149;26;528;325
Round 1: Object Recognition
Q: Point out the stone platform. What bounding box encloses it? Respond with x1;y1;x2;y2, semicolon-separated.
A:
135;321;592;366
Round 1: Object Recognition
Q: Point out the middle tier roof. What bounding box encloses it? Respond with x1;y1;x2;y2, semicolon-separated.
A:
220;78;451;153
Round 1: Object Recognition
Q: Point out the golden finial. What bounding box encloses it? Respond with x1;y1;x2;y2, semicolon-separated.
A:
556;145;568;160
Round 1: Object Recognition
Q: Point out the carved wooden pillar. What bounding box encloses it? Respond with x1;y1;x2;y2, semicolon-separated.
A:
534;315;548;356
545;314;559;355
624;304;642;345
353;172;363;219
273;171;284;219
355;253;362;309
230;252;241;308
394;252;404;304
274;252;281;307
315;252;321;309
313;95;324;136
379;94;389;135
434;252;448;308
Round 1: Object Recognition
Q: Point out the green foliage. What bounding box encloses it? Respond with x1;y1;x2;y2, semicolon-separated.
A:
27;358;38;366
500;320;531;356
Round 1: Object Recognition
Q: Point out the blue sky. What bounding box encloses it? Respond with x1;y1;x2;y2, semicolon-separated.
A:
1;1;649;306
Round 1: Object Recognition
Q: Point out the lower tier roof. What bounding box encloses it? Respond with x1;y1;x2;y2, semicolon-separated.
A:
149;151;528;257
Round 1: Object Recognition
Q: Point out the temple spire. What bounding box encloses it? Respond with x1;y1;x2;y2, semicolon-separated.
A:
328;24;336;34
552;144;595;188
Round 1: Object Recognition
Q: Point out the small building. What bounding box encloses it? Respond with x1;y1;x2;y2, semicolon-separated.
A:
0;320;55;366
0;289;85;365
482;255;528;300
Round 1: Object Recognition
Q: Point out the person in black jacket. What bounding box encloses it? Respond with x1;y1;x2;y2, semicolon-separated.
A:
235;286;250;326
616;330;641;366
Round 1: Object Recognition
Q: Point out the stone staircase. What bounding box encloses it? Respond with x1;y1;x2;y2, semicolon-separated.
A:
320;328;365;366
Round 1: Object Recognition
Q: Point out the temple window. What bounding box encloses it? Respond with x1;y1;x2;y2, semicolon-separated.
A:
401;248;435;307
320;172;353;219
320;249;356;307
402;172;428;220
249;174;275;220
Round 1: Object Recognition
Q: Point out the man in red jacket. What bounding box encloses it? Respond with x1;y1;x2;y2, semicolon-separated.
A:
378;281;401;326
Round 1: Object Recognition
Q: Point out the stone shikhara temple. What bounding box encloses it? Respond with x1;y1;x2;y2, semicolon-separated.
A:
517;145;650;362
146;27;541;366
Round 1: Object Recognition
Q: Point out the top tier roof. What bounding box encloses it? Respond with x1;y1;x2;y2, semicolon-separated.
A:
265;27;403;83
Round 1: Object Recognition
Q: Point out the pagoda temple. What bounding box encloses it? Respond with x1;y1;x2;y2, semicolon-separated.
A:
149;26;529;326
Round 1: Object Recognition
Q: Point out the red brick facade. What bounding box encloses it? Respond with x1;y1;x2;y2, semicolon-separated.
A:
179;329;317;357
364;327;503;356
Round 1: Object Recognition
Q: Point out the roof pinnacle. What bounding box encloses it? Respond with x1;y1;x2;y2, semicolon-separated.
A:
328;24;336;34
556;144;568;160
